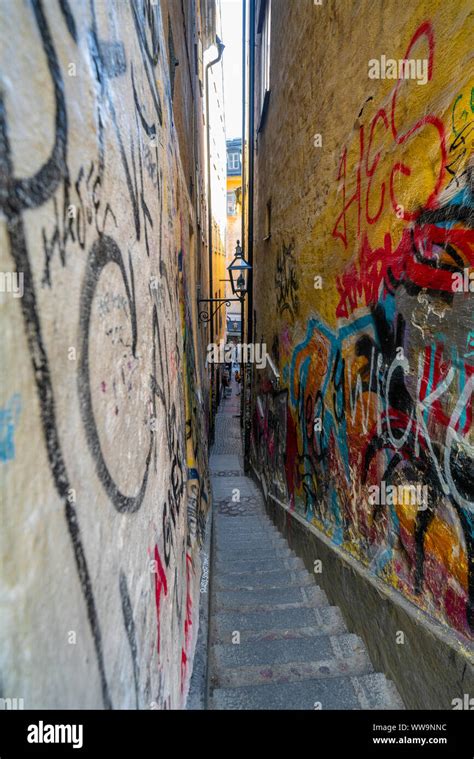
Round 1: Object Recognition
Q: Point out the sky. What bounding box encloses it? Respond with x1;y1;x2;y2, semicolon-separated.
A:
221;0;243;140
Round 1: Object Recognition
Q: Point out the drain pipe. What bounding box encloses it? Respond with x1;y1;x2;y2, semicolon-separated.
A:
205;35;225;441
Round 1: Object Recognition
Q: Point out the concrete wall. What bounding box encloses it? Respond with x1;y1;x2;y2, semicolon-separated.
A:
0;0;212;709
250;0;474;671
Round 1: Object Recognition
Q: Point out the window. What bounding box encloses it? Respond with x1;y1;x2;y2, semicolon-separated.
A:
258;0;271;128
227;152;240;172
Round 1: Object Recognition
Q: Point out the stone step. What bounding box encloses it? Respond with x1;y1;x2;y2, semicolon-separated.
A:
209;672;404;710
216;556;305;575
214;568;315;590
212;608;348;644
212;480;261;499
215;515;275;525
211;646;373;688
212;605;325;636
216;549;293;566
214;519;284;541
214;516;281;538
215;539;282;551
215;523;280;535
215;538;286;561
214;516;270;527
213;585;327;611
214;533;279;544
215;535;279;546
209;454;242;470
215;516;271;522
215;557;293;571
212;633;365;670
215;514;274;522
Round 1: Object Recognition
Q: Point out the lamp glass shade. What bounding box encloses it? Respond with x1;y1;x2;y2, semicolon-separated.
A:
228;242;251;297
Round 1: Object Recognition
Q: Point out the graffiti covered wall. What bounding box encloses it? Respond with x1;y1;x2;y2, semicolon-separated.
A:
0;0;210;708
252;0;474;642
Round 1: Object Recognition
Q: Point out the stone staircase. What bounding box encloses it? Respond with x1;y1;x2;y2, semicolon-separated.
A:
207;401;404;709
208;508;404;709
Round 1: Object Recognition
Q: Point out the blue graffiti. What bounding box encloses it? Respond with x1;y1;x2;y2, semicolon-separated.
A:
0;394;22;461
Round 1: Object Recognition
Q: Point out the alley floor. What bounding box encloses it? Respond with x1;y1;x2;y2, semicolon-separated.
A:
207;379;405;710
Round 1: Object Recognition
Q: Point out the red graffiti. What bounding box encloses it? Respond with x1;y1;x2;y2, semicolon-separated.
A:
336;221;474;318
180;553;194;694
333;21;446;265
153;545;168;654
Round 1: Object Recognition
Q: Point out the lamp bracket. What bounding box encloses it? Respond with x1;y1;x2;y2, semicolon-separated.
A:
198;297;242;324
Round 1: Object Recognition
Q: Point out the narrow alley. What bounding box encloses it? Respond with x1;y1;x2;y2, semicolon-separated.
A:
1;0;473;744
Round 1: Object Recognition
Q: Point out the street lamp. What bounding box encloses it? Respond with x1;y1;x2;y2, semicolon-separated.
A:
228;241;251;299
197;241;252;322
